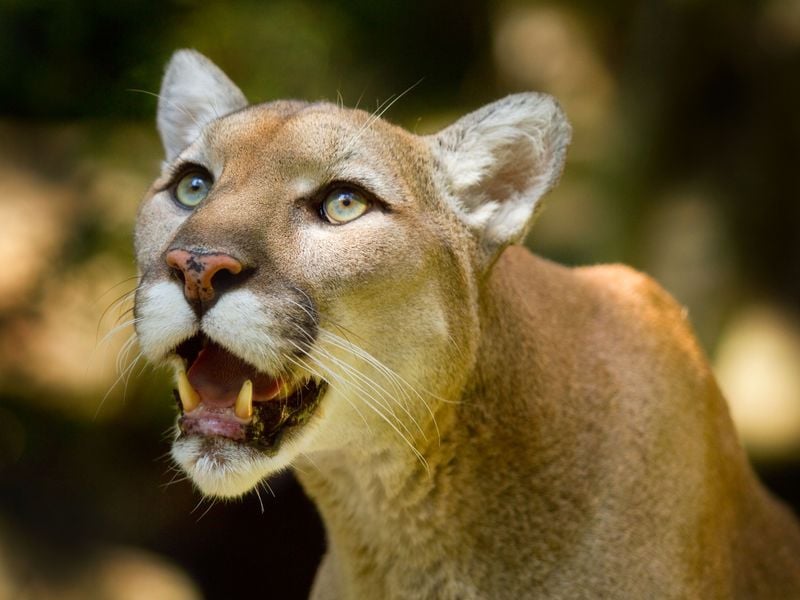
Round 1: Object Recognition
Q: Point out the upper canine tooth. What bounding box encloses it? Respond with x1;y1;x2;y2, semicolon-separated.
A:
236;380;253;420
177;370;200;413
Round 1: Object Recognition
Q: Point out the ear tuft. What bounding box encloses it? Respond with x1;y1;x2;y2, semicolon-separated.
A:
427;93;571;265
157;49;248;161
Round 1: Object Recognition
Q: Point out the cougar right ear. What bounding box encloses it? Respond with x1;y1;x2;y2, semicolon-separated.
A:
427;93;571;270
157;49;248;161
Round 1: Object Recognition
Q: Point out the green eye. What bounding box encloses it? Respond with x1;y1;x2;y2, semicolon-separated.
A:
321;188;369;224
174;171;212;208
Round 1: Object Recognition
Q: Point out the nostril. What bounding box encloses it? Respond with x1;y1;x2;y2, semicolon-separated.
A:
171;268;186;284
209;267;239;297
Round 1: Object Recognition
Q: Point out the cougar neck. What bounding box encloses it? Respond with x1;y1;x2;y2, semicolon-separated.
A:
294;249;597;596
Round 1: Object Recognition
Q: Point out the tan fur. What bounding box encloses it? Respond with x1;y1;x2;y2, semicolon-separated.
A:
134;51;800;598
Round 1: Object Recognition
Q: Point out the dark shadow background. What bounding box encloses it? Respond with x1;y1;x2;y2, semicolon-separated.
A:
1;0;799;597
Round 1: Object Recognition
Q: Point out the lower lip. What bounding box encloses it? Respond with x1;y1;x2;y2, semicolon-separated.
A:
179;411;247;441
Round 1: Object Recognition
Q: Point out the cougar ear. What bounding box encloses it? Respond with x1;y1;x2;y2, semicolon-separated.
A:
157;49;248;161
427;93;571;267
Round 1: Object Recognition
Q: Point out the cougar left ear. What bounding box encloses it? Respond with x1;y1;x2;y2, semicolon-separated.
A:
427;93;571;267
157;49;248;161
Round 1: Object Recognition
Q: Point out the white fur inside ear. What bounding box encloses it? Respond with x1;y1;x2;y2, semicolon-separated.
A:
157;49;248;161
428;93;571;260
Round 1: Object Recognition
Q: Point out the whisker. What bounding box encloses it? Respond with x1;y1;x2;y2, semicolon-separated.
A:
115;332;139;375
121;350;144;403
161;425;179;443
293;341;428;471
354;87;367;111
327;326;448;403
340;79;423;157
317;348;412;433
312;338;423;440
96;317;141;354
190;496;207;515
154;450;176;463
254;485;265;514
286;353;371;432
299;451;323;475
94;344;143;420
113;305;136;327
194;497;218;522
160;471;190;489
261;479;276;498
283;304;438;461
317;328;441;442
128;88;206;132
289;456;311;477
288;328;405;431
95;285;138;341
94;275;141;302
284;296;318;325
84;317;140;391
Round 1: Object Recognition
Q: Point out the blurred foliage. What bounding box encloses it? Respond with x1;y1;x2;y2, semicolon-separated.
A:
1;0;799;598
0;0;490;118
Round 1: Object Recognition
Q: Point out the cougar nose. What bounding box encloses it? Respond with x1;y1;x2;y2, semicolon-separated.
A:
166;248;244;305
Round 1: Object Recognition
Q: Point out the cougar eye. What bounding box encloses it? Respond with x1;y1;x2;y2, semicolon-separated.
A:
173;171;212;208
321;188;370;224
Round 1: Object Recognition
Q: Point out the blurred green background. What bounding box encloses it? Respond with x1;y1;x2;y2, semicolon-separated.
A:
1;0;799;597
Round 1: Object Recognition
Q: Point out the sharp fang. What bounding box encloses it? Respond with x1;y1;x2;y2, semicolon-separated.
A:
236;380;253;420
177;370;200;413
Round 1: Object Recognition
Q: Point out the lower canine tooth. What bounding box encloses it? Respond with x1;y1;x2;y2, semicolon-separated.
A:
177;370;200;413
236;380;253;420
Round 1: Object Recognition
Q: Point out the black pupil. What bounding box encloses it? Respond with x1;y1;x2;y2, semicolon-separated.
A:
191;178;204;191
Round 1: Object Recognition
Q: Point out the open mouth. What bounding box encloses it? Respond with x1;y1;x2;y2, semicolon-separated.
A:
171;333;325;453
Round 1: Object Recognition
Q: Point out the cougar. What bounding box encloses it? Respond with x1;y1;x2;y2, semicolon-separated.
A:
133;50;800;598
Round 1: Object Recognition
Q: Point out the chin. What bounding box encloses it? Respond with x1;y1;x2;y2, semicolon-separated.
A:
171;434;301;498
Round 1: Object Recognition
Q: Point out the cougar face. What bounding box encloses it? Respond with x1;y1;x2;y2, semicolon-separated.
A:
135;93;471;498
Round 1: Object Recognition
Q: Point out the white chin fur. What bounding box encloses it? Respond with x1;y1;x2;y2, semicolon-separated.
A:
171;437;275;498
170;425;321;498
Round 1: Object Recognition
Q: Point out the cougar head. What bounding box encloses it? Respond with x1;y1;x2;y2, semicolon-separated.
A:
133;50;569;498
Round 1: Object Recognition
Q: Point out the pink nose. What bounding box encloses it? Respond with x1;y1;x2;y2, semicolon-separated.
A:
165;249;243;304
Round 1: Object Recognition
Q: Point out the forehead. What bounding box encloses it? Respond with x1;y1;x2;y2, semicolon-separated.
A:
218;102;351;149
195;101;420;200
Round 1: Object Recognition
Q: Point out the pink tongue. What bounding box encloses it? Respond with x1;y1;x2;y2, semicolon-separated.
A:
187;342;281;408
